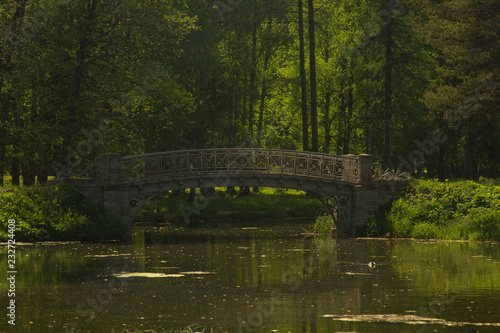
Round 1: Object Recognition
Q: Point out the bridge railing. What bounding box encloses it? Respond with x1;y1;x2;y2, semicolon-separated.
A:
121;149;361;183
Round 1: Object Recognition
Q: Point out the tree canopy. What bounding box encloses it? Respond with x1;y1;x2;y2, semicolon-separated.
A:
0;0;498;186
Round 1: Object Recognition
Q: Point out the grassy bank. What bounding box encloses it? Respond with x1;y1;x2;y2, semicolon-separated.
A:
136;188;325;223
0;184;126;242
357;178;500;241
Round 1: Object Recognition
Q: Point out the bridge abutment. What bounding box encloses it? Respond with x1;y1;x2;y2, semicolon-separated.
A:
350;154;378;234
65;154;131;228
349;155;409;234
351;182;409;232
98;154;131;228
351;154;410;234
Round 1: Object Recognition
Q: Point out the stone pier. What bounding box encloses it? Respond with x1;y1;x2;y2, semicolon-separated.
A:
65;154;130;228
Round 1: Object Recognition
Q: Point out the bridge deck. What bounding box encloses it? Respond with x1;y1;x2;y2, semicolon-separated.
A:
121;148;361;183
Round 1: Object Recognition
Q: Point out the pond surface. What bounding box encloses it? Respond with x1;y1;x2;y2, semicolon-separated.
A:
1;220;500;333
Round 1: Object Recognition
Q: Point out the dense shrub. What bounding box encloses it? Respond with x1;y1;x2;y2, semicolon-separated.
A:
0;184;126;242
357;179;500;241
313;215;334;234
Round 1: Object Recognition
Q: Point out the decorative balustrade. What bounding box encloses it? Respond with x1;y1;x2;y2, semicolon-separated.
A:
56;161;102;180
371;163;411;181
121;149;361;183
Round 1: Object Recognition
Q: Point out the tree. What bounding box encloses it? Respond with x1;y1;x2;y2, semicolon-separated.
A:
308;0;318;151
382;0;393;168
298;0;309;151
422;0;500;179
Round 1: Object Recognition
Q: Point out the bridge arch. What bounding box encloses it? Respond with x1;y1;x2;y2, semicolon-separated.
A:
126;174;354;235
62;149;410;237
122;149;361;233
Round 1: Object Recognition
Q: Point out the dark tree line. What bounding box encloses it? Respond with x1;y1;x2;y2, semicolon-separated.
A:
0;0;498;186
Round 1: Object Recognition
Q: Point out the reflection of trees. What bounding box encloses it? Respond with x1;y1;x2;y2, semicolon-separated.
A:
0;245;94;291
0;243;134;332
301;236;320;333
391;242;500;294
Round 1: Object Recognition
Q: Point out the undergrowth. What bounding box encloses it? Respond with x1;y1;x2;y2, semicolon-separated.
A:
313;214;334;234
357;178;500;241
0;183;126;242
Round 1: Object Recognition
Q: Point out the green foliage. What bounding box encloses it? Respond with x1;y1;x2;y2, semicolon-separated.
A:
313;214;334;235
0;0;497;186
391;241;500;295
358;179;500;241
0;184;126;242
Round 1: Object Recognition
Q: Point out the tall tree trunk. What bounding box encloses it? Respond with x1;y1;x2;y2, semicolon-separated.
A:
38;162;48;184
298;0;309;151
308;0;318;152
337;77;346;155
382;16;393;168
248;6;258;145
11;156;20;186
22;160;35;186
322;47;332;154
66;0;97;148
366;103;378;155
438;146;445;181
257;51;270;147
342;81;354;155
323;91;331;154
229;82;237;147
197;68;208;149
464;129;476;180
11;114;20;186
253;37;265;193
241;75;248;145
4;1;29;186
365;102;371;154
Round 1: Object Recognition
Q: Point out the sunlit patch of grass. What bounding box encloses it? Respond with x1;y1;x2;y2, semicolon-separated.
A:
0;174;56;188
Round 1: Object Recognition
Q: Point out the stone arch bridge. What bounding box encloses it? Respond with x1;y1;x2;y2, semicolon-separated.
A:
62;149;410;236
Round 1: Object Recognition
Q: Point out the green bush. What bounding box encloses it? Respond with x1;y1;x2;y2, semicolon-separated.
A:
357;179;500;241
442;208;500;241
313;215;334;234
0;184;126;242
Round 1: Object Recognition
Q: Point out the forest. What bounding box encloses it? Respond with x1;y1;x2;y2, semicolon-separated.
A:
0;0;498;187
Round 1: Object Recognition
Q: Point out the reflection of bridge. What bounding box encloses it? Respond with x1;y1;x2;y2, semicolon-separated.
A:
62;149;410;236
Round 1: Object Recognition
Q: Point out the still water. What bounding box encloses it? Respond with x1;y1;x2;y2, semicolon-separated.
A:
1;220;499;333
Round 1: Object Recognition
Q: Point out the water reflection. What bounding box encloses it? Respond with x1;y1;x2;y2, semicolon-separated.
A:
1;222;499;333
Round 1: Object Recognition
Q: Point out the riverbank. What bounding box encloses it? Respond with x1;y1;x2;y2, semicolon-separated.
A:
0;184;126;242
0;185;325;242
4;179;498;242
356;178;500;241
